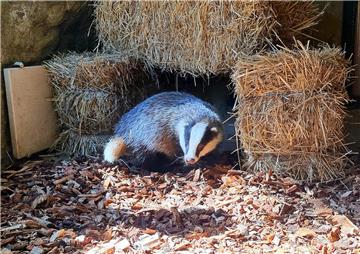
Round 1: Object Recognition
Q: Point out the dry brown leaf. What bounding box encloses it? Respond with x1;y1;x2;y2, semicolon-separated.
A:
193;168;201;182
103;199;113;208
101;247;115;254
23;220;44;229
218;196;241;207
50;229;65;242
54;174;74;185
131;203;142;211
49;228;76;242
11;192;23;203
31;195;48;209
175;242;192;251
158;183;167;189
143;228;157;235
278;203;294;216
329;215;359;235
1;236;16;245
39;228;56;236
154;208;170;220
103;177;112;190
102;229;113;241
171;207;183;226
185;231;210;240
201;185;212;196
314;207;333;217
79;190;106;198
85;229;102;239
285;185;298;194
118;186;131;192
295;227;317;238
266;233;275;243
327;227;341;242
220;175;237;188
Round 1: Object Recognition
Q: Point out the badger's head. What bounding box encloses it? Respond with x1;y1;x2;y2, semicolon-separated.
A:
177;119;223;165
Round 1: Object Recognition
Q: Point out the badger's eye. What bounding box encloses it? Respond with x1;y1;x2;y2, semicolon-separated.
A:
197;144;205;152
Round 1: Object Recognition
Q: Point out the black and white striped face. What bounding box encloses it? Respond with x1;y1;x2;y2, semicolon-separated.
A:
178;121;223;165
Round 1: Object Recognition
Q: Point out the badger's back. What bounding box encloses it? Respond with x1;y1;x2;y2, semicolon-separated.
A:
114;92;219;161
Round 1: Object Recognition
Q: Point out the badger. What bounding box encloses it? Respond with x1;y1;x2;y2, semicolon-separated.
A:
103;91;224;167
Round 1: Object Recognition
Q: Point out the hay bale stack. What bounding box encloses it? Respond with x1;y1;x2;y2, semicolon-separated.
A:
232;43;351;182
45;52;147;156
95;1;275;76
95;1;321;76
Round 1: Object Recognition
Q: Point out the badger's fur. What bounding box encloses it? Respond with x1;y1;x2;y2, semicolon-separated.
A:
104;92;223;166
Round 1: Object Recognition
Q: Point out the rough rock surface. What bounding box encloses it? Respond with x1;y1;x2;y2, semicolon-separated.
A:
1;1;83;64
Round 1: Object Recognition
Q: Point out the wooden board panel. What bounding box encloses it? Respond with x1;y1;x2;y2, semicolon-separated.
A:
4;66;58;159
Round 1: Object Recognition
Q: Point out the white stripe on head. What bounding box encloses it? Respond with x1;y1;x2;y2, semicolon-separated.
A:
175;121;187;155
185;122;208;160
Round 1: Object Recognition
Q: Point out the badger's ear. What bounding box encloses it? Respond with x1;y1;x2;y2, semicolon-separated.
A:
210;127;218;133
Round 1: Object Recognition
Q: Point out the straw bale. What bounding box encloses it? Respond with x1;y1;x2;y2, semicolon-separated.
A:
95;1;276;76
45;52;143;95
45;52;149;156
244;152;347;182
44;51;148;132
232;43;351;182
53;129;110;156
53;88;127;134
233;45;349;97
95;1;321;76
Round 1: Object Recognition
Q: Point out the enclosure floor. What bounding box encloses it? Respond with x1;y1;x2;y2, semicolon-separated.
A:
1;156;360;253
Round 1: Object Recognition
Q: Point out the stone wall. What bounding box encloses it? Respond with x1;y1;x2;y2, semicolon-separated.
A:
1;1;95;168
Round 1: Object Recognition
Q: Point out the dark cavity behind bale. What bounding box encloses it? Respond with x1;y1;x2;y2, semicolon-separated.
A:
271;1;322;45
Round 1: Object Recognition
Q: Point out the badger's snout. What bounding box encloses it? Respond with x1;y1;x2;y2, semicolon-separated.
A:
184;156;198;165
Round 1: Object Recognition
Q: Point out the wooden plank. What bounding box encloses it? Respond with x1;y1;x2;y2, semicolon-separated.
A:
3;66;58;159
352;1;360;97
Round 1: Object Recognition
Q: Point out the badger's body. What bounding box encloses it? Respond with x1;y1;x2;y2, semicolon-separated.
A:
104;92;223;166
